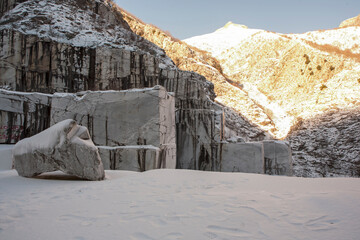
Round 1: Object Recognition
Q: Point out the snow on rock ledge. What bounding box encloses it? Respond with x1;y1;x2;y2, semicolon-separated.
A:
13;119;105;180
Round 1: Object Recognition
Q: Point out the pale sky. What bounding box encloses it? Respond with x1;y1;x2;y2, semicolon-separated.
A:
115;0;360;39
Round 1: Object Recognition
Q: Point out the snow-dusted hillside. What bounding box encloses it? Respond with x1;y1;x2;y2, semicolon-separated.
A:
291;27;360;54
184;21;360;177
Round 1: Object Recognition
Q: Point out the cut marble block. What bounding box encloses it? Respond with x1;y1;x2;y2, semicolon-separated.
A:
263;140;293;176
13;119;105;180
0;90;52;143
98;145;175;171
220;142;264;173
51;86;176;165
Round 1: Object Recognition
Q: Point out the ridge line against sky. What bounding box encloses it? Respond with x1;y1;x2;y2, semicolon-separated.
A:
115;0;360;39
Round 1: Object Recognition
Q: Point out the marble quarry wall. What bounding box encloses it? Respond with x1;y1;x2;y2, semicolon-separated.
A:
0;29;227;172
0;88;292;175
0;90;51;143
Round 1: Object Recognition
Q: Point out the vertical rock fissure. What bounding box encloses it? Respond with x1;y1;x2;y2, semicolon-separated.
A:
88;48;96;90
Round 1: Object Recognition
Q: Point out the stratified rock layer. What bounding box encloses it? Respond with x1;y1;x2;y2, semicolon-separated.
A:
13;119;105;180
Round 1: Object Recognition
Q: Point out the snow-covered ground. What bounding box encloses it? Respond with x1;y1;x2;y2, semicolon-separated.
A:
1;149;360;240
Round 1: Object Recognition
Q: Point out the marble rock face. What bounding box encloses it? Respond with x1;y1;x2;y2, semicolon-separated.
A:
98;145;174;171
51;86;176;167
0;90;52;143
176;108;224;171
13;119;105;180
263;140;293;176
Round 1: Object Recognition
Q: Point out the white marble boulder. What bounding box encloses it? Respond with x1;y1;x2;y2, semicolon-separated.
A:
13;119;105;180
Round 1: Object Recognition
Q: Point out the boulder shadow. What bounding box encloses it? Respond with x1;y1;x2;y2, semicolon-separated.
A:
33;171;88;181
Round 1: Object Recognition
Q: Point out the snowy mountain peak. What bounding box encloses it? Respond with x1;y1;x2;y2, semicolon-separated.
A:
184;22;261;58
216;21;248;32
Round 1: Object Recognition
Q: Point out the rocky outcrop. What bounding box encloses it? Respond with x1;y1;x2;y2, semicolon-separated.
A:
339;14;360;28
0;90;51;143
288;107;360;177
13;119;105;180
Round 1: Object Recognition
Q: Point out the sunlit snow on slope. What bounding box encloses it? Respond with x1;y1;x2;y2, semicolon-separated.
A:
292;26;360;54
183;21;360;139
184;21;262;58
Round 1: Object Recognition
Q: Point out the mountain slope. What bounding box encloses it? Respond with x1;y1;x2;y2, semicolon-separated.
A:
184;21;360;177
185;22;360;138
120;10;273;141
